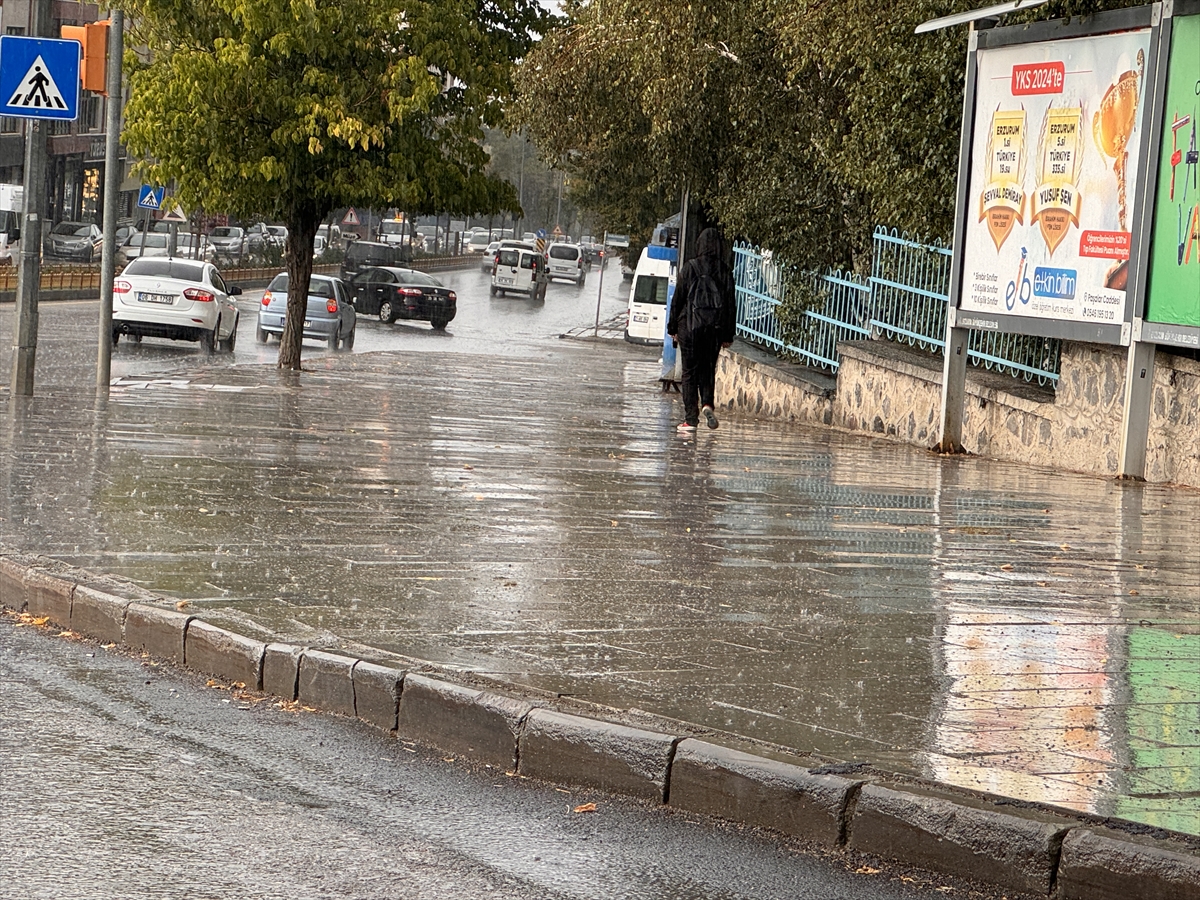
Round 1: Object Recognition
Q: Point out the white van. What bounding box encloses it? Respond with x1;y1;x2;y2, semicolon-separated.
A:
467;231;493;254
378;219;408;245
491;246;546;299
317;224;343;250
547;242;586;285
624;244;676;344
0;209;21;265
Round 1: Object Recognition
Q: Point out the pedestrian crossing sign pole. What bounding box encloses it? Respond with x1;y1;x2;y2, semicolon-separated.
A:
0;36;80;120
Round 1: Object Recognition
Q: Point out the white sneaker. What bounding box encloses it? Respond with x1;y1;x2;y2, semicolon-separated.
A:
677;422;697;433
702;406;718;429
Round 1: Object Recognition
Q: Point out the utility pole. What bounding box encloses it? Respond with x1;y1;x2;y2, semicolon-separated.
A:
554;168;563;230
10;0;55;399
516;129;526;237
96;9;124;393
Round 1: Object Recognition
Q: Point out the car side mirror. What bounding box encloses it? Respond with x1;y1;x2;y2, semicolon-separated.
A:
10;227;19;241
229;285;242;296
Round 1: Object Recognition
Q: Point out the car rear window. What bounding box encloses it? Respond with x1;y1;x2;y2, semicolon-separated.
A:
267;274;336;297
497;249;520;267
549;245;578;260
128;234;168;248
125;259;207;281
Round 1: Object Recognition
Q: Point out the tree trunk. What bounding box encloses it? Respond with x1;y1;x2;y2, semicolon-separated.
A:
277;212;319;371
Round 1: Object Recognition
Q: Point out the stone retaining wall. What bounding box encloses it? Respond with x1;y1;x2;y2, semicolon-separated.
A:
4;551;1198;899
716;339;1200;488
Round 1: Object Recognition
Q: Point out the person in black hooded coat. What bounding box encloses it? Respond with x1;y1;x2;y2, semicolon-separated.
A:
666;227;737;431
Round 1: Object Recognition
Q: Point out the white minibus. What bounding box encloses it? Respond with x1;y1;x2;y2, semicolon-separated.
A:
624;244;676;344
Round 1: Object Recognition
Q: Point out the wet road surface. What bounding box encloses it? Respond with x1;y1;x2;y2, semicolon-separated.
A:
1;618;1008;900
1;265;1197;837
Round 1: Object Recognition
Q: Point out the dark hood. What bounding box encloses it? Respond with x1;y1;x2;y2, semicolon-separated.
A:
695;227;723;258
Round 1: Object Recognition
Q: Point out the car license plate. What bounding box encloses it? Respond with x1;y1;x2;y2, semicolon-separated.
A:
138;292;174;304
498;277;514;285
633;313;649;323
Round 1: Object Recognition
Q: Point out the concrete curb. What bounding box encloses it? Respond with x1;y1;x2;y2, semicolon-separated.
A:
352;661;404;732
22;569;75;626
263;642;304;700
0;556;28;611
397;673;532;770
124;603;192;664
848;782;1072;896
70;584;130;645
3;551;1199;896
297;649;357;717
518;708;678;803
667;738;860;847
1056;827;1200;900
183;620;264;689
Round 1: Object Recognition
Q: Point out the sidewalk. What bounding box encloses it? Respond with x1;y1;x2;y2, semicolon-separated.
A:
1;342;1197;838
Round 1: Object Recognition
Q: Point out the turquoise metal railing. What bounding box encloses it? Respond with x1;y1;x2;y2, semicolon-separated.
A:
733;227;1061;385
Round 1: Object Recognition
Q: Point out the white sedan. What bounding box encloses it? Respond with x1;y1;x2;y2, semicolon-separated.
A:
112;258;242;353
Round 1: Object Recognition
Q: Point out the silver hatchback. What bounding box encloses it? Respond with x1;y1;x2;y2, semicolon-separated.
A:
256;272;356;350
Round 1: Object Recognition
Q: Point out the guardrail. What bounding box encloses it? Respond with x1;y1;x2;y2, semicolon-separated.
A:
733;228;1062;386
0;252;475;295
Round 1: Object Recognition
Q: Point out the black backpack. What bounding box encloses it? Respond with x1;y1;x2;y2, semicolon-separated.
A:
687;268;724;333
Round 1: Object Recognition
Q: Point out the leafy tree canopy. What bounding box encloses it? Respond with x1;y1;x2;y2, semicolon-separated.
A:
516;0;1140;274
122;0;553;368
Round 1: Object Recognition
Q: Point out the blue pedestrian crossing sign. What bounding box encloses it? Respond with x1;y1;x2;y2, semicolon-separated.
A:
0;36;80;121
138;185;165;211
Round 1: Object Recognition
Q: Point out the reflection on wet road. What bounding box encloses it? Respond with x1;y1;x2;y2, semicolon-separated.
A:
0;269;1197;836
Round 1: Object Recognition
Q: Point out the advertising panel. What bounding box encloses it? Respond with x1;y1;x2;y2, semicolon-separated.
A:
958;28;1153;342
1142;12;1200;347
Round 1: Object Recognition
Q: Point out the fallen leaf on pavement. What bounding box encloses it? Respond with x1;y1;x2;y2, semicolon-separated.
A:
573;803;597;813
175;600;190;610
855;867;880;875
999;564;1014;571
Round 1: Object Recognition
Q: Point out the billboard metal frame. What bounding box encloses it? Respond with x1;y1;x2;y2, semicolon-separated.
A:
1132;0;1200;351
947;4;1162;347
939;4;1181;459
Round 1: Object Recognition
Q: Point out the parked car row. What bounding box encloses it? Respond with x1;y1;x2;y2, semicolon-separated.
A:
108;248;457;356
41;219;302;264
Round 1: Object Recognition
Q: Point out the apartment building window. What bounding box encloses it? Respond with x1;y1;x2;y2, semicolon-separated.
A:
80;94;102;133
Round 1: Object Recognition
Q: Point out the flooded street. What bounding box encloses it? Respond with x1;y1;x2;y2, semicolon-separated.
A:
1;263;1197;836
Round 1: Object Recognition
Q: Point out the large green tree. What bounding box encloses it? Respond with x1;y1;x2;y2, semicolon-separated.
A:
122;0;551;369
516;0;1141;276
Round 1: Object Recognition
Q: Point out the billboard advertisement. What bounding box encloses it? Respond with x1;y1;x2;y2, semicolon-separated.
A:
958;28;1154;342
1142;12;1200;348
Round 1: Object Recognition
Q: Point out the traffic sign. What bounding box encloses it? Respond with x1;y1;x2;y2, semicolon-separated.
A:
0;36;80;120
606;234;630;248
342;207;360;226
137;185;165;210
161;204;188;223
552;225;564;237
535;228;547;239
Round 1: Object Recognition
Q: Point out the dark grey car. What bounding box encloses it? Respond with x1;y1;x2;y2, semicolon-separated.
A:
44;221;102;261
256;272;356;350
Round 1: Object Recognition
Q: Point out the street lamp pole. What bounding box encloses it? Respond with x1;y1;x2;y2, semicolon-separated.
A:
96;9;124;394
